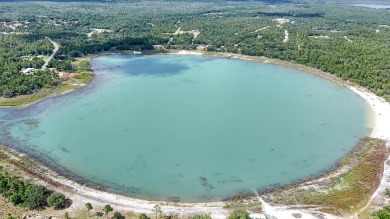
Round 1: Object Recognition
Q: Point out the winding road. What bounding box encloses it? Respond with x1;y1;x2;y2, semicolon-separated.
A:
42;37;59;70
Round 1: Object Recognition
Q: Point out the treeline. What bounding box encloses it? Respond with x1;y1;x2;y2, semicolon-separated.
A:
52;36;157;58
0;171;67;210
0;34;60;97
0;69;60;97
1;1;390;100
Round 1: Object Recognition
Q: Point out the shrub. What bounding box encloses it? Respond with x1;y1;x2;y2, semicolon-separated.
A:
191;214;212;219
139;213;149;219
10;193;23;205
375;209;390;219
385;188;390;197
113;211;125;219
226;210;251;219
25;185;48;210
47;192;66;209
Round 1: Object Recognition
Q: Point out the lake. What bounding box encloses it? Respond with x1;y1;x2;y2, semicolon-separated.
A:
0;54;373;202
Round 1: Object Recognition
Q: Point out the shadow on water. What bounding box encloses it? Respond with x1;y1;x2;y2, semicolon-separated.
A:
121;57;189;77
92;54;215;77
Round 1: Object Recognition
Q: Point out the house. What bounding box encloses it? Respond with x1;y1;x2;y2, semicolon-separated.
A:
22;68;35;74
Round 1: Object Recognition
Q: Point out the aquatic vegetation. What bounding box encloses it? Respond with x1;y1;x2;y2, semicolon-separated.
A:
23;119;39;127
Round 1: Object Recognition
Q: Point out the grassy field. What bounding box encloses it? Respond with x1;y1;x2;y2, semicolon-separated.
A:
265;137;387;216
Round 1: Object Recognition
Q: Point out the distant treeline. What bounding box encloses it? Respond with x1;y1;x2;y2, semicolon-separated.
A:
0;0;389;101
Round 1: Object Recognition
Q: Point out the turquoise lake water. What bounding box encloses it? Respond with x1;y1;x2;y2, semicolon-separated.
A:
0;54;373;202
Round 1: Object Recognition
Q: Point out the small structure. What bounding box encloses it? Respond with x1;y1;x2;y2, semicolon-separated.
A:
133;51;142;54
22;68;35;74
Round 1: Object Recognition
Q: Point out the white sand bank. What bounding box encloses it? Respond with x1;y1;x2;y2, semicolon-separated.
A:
350;87;390;218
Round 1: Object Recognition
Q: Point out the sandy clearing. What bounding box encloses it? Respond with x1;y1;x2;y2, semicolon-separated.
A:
272;18;291;25
174;28;200;37
170;28;200;44
309;35;331;39
192;30;200;39
9;22;22;30
87;28;113;38
256;196;340;219
173;27;181;35
344;36;353;43
283;29;289;43
254;26;270;33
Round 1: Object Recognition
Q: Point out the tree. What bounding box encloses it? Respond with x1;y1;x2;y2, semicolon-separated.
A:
3;89;14;98
376;209;390;219
85;202;93;217
10;193;23;205
152;204;162;219
103;204;113;219
376;206;390;219
227;210;251;219
113;211;125;219
47;192;66;209
139;213;150;219
25;185;48;210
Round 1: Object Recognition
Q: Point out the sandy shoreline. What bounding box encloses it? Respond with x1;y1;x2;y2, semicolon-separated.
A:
1;50;390;219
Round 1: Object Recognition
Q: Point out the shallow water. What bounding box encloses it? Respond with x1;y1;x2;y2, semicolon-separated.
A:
0;54;373;201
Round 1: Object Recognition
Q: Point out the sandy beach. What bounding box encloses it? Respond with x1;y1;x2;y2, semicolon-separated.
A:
2;50;390;219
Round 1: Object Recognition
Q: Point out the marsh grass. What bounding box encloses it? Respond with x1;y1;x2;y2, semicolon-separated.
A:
266;138;387;215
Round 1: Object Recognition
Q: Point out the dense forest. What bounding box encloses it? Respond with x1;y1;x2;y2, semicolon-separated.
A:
0;0;389;100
